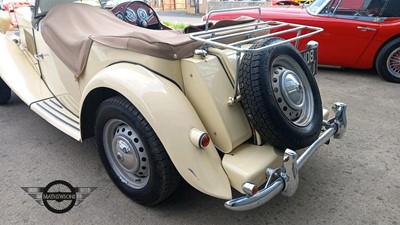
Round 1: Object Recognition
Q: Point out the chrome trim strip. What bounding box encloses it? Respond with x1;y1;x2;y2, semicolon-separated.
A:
36;101;80;131
357;26;377;32
49;99;63;109
42;101;79;126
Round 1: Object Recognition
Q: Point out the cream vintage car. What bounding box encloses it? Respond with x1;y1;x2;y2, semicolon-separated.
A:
0;0;347;211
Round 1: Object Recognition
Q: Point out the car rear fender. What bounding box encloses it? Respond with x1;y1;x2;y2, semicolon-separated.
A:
372;33;400;65
80;63;232;199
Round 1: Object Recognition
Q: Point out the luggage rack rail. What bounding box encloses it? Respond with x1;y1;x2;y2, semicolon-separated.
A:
190;7;323;53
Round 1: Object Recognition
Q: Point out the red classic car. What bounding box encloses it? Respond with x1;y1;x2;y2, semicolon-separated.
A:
207;0;400;83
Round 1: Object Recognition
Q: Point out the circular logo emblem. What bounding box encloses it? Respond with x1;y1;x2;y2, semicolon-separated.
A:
42;180;76;214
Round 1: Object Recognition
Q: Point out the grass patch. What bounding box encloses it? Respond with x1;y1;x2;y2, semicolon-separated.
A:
162;21;188;30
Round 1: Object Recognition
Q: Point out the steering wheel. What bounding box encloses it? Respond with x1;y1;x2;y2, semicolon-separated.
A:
111;1;162;30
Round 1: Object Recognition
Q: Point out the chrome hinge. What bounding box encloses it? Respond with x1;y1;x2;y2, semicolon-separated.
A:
194;49;208;59
34;53;44;61
228;95;241;106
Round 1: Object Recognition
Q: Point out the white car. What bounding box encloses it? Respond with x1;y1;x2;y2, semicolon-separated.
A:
0;0;347;210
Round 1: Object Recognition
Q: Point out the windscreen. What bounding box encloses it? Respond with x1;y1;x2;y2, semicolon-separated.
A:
34;0;100;17
308;0;330;14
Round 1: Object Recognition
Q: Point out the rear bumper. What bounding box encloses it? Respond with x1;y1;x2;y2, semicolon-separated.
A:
225;102;347;211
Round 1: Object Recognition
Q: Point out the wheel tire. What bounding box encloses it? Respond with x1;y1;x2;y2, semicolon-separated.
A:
238;37;322;150
376;38;400;83
95;95;180;205
0;78;11;105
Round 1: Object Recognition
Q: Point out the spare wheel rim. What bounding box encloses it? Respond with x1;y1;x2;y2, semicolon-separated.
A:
271;55;314;127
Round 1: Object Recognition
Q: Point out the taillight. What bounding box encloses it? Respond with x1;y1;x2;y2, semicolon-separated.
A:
199;133;210;148
189;128;210;149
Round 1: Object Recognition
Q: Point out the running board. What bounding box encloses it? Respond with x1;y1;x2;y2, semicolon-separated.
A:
31;98;81;141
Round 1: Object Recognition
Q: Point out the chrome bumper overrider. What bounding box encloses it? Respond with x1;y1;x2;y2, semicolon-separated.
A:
225;103;347;211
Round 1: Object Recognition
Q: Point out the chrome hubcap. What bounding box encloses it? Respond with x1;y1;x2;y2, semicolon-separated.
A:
103;119;150;189
271;55;314;126
281;71;304;111
387;47;400;78
112;135;140;173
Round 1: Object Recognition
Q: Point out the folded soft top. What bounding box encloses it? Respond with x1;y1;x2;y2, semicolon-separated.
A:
41;3;203;77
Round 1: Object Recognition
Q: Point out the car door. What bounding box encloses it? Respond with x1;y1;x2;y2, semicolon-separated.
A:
31;0;82;116
311;0;382;67
33;30;82;116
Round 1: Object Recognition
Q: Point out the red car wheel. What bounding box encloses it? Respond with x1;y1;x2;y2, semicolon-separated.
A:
376;38;400;83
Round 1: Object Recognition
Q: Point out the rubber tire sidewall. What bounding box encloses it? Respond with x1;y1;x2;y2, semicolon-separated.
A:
95;96;178;206
239;38;322;150
376;38;400;83
0;78;11;105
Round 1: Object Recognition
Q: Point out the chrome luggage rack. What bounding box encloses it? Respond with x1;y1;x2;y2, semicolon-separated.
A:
190;7;324;53
189;7;324;105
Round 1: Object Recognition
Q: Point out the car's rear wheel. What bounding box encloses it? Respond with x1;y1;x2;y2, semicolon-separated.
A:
376;38;400;83
238;38;322;150
0;77;11;105
95;95;180;205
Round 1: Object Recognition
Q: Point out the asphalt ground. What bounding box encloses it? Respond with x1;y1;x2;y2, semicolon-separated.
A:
1;11;400;225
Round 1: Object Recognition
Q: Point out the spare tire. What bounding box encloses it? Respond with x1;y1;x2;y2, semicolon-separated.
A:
238;37;322;150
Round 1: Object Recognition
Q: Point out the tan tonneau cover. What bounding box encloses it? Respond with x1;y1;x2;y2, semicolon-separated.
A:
41;3;203;76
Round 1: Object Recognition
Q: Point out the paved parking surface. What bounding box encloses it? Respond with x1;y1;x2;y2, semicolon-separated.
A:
1;11;400;225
